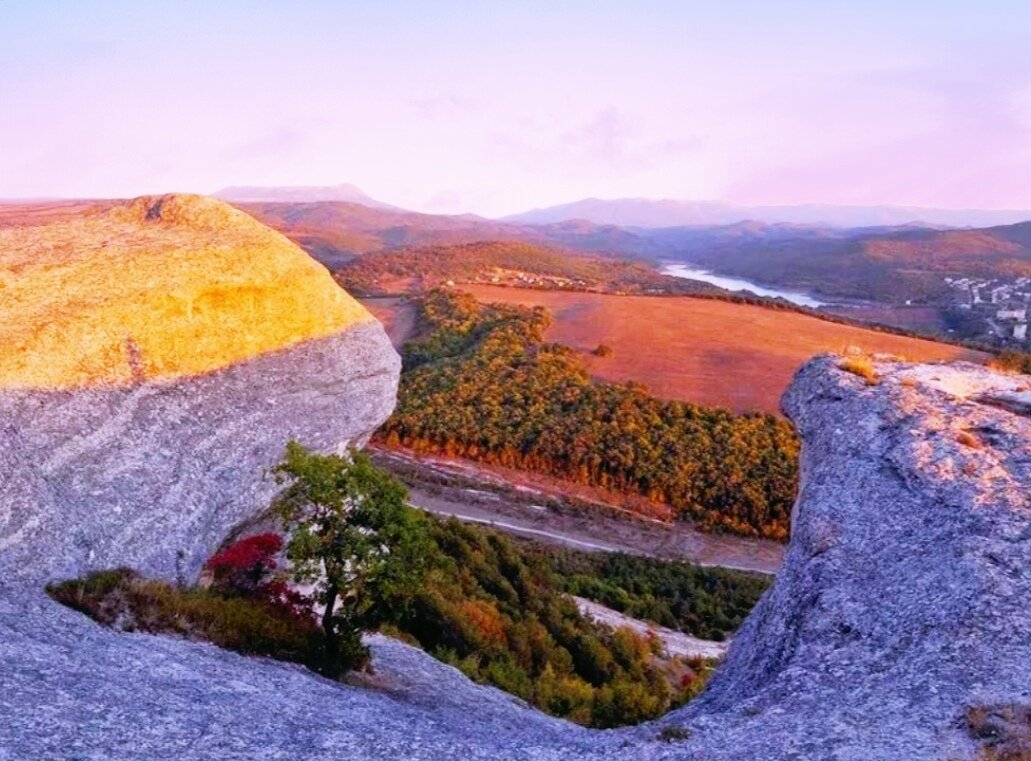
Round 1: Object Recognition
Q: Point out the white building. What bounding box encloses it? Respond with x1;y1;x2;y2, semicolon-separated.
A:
1015;323;1028;341
997;308;1027;321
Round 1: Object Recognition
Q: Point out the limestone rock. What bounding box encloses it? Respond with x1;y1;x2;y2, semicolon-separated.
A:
3;223;1029;761
658;355;1031;760
0;195;399;583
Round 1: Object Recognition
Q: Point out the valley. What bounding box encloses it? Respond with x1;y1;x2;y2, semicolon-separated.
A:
7;0;1031;755
372;446;785;574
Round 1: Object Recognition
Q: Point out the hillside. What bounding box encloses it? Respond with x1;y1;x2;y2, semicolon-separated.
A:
235;201;662;267
649;220;1031;303
384;290;800;539
463;285;987;413
338;240;720;296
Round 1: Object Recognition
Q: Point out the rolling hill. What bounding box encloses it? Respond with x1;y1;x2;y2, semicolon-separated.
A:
650;221;1031;303
235;201;663;268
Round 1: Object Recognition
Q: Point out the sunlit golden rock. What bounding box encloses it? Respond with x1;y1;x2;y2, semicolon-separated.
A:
0;193;373;389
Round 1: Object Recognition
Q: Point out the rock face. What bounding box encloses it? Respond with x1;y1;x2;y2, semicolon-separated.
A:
2;229;1029;761
662;356;1031;760
0;194;399;582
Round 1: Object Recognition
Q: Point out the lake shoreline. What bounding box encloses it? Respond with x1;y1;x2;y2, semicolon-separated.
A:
661;261;829;308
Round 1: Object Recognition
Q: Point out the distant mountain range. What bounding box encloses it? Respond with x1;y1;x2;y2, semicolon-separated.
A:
213;183;397;209
235;201;663;268
11;186;1030;308
233;197;1031;306
505;198;1031;229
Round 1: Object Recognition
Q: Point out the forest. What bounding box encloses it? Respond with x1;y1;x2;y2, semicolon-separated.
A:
384;515;745;727
380;289;800;539
534;546;770;641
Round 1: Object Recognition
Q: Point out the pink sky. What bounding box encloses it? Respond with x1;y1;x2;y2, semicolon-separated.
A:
1;1;1029;216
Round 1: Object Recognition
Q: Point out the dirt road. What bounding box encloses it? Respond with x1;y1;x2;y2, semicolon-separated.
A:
573;597;729;660
373;447;783;575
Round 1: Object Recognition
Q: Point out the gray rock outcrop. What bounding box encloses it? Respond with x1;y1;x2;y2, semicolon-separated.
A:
659;356;1031;760
0;194;399;584
0;324;399;584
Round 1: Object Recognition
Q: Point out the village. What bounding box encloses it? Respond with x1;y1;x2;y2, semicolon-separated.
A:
946;275;1031;344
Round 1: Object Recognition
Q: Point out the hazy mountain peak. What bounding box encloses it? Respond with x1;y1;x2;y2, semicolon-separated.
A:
213;183;396;209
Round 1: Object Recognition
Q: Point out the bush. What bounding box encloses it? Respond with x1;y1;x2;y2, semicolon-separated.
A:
206;533;282;597
989;350;1031;375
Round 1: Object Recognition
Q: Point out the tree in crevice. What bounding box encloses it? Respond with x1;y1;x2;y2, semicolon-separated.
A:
272;442;430;677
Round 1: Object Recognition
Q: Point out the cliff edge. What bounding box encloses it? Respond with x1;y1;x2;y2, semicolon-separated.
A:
660;355;1031;760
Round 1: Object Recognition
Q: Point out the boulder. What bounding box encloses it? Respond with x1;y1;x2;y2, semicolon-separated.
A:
0;194;400;583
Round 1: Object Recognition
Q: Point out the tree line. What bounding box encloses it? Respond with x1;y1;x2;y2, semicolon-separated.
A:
380;290;800;540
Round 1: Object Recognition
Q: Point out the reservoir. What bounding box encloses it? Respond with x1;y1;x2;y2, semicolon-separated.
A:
662;263;826;308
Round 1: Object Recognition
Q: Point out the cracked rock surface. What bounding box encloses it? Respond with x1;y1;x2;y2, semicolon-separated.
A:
657;356;1031;760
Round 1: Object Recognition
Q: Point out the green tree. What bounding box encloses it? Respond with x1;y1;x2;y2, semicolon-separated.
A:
272;442;429;677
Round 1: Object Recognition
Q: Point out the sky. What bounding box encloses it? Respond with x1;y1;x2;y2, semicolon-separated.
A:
1;0;1030;217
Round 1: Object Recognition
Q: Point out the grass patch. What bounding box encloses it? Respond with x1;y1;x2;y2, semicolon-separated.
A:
839;356;879;385
47;569;326;670
965;704;1031;760
657;725;692;743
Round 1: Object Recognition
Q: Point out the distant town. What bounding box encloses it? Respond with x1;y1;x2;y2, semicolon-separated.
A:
946;276;1031;345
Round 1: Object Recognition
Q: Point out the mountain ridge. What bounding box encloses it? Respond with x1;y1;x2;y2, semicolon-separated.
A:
506;197;1031;229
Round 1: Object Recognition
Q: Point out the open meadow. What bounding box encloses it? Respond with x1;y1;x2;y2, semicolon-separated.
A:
463;285;987;414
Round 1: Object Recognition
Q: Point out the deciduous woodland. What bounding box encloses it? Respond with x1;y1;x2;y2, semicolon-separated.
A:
380;290;800;539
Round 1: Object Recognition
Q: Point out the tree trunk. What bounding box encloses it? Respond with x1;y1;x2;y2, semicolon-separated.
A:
321;583;342;679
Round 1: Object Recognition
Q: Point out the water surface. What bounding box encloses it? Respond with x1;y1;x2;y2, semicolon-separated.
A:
663;263;826;308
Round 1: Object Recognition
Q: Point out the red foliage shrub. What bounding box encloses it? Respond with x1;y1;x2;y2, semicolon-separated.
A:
205;534;313;619
260;579;315;619
205;533;283;597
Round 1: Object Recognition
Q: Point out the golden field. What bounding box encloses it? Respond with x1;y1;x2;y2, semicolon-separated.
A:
464;285;987;414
